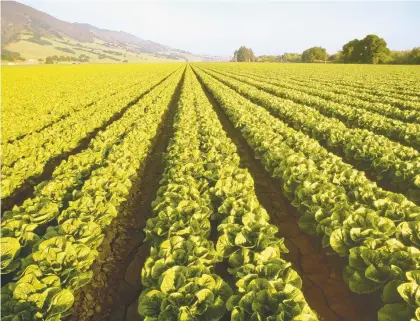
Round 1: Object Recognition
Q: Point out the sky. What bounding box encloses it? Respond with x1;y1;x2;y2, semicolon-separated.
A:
19;0;420;57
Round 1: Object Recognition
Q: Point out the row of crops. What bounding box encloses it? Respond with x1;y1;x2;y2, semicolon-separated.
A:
1;65;182;200
1;64;184;320
1;62;419;321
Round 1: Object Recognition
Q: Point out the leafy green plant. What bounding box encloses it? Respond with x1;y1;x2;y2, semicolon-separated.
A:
191;67;318;321
138;67;317;321
378;270;420;321
1;67;180;199
193;65;419;319
139;266;232;321
200;66;420;200
1;69;184;320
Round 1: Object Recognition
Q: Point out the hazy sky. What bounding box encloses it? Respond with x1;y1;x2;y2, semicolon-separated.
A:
20;0;420;57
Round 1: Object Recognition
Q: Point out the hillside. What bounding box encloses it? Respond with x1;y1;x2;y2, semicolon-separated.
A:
1;1;222;63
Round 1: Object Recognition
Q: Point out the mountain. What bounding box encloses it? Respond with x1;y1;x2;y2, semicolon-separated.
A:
1;1;224;63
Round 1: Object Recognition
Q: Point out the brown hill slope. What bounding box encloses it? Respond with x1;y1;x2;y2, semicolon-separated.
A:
1;1;223;63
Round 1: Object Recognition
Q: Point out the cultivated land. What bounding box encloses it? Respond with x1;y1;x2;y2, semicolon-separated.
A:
1;63;419;321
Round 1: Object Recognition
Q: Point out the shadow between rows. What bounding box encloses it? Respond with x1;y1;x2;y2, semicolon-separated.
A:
200;66;420;206
68;68;185;321
192;66;382;321
2;68;182;214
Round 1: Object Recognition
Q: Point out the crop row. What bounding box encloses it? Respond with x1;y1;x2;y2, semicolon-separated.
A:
138;66;318;321
2;66;173;169
221;63;420;110
289;72;420;104
2;64;180;144
193;66;420;321
1;69;181;275
287;75;420;111
219;63;420;102
288;64;420;99
2;68;172;168
1;68;183;321
1;67;180;200
191;69;317;321
212;66;420;122
198;66;420;203
139;67;233;321
202;66;420;150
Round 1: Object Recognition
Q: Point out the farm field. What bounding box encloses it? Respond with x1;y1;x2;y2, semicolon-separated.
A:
1;62;420;321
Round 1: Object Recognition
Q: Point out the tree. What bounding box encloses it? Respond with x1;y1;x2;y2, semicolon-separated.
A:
248;48;256;62
236;46;249;62
232;50;238;62
45;56;54;64
361;34;390;64
1;50;25;62
408;47;420;64
342;39;363;63
232;46;256;62
341;34;390;64
328;51;342;63
301;47;328;63
258;55;281;62
281;52;301;63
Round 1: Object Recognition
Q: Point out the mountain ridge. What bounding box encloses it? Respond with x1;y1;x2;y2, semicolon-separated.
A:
1;1;224;63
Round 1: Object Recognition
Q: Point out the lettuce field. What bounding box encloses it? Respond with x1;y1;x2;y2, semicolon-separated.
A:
1;63;420;321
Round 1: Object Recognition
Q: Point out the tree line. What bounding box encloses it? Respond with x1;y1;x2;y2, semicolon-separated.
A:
232;46;257;62
232;34;420;64
45;54;90;64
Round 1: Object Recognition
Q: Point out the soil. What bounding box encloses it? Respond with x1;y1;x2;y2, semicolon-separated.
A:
69;65;383;321
68;70;185;321
202;67;419;205
193;67;382;321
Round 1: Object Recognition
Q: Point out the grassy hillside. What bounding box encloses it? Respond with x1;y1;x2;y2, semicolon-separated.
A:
1;1;221;64
3;35;184;64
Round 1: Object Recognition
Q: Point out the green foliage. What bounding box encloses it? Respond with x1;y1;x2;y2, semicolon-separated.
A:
45;56;55;64
378;270;420;321
138;68;233;320
341;39;363;63
44;55;89;63
1;66;180;200
0;68;184;320
139;67;317;321
193;66;322;320
55;47;76;54
227;277;317;321
341;34;390;64
138;267;232;321
232;46;256;62
258;55;282;63
301;47;328;63
1;50;25;62
3;61;420;320
362;34;390;64
97;53;120;61
328;52;342;62
193;63;420;321
389;48;420;65
27;37;53;46
281;52;301;63
258;53;302;63
409;47;420;64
